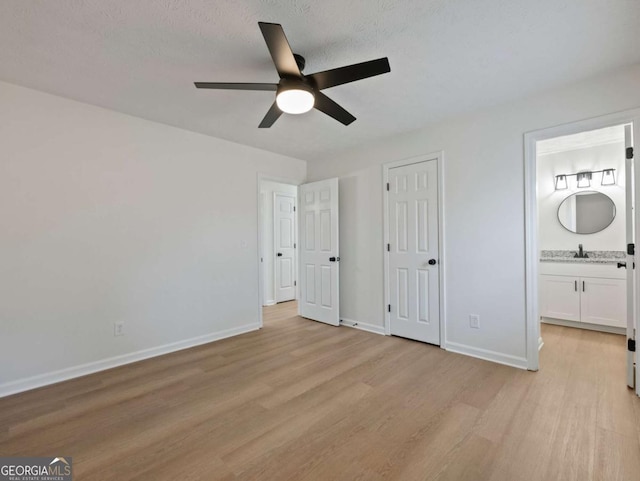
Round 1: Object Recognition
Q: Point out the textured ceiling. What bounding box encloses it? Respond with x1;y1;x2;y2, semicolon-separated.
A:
1;1;639;161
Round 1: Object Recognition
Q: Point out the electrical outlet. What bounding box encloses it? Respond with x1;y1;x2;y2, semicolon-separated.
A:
114;322;124;337
469;314;480;329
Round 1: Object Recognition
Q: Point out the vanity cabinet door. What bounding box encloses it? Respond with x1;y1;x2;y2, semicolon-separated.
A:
539;275;580;321
580;277;626;328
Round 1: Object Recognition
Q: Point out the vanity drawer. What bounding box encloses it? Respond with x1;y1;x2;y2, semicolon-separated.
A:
539;262;625;279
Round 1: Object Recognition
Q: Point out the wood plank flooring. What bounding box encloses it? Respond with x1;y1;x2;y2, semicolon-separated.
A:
1;301;639;480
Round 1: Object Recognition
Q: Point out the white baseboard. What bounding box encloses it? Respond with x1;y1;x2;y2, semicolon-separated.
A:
541;317;625;335
444;341;528;370
0;322;260;398
263;300;277;306
340;318;386;335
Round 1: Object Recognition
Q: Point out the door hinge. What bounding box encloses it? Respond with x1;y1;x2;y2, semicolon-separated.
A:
388;304;391;313
387;243;390;252
294;243;296;248
294;280;297;287
627;147;634;159
293;206;296;212
629;338;636;352
386;182;390;191
628;243;635;256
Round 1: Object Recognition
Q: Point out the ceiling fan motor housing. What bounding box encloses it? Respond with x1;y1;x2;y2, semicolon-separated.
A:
293;53;306;72
277;78;313;96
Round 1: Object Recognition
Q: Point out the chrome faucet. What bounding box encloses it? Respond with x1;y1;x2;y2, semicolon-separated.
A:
574;243;589;258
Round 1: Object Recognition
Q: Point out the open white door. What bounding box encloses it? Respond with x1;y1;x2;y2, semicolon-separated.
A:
274;193;296;303
626;124;637;390
298;178;339;326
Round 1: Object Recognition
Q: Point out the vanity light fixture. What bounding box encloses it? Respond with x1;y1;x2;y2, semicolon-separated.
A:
554;175;568;190
576;171;592;188
601;168;616;186
554;169;615;190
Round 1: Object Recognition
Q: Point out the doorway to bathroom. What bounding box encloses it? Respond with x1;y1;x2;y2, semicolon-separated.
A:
537;125;628;335
524;110;640;396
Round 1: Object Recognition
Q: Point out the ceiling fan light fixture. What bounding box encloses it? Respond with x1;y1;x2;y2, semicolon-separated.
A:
276;83;314;114
194;22;390;127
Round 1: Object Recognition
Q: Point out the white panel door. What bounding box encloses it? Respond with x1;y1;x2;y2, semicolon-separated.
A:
274;193;296;303
388;160;440;344
298;178;339;326
539;275;580;321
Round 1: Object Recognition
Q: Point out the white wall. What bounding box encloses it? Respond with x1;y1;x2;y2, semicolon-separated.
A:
538;142;626;251
0;81;306;394
260;180;297;305
307;63;640;368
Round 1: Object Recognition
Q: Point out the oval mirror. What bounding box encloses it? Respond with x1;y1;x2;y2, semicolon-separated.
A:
557;191;616;234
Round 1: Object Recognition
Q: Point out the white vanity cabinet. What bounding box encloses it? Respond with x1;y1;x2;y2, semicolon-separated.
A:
580;277;625;326
539;275;581;321
539;262;626;329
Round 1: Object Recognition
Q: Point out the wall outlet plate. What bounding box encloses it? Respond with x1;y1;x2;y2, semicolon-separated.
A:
469;314;480;329
114;322;124;337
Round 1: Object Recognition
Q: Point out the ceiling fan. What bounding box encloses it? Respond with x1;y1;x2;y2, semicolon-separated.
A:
194;22;391;128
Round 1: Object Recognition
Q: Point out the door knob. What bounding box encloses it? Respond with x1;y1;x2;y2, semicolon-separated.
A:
428;259;437;265
329;256;340;262
277;252;283;257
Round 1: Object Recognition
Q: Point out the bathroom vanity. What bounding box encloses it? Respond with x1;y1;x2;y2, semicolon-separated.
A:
539;250;626;333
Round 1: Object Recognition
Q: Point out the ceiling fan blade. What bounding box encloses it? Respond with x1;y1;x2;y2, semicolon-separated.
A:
194;82;277;91
258;22;301;79
258;102;282;128
314;92;356;125
307;57;390;90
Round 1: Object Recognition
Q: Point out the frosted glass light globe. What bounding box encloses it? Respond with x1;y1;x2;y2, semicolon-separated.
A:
276;89;315;114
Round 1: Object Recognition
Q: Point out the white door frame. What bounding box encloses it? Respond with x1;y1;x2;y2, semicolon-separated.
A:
625;124;635;389
256;173;300;329
383;152;446;345
524;108;640;382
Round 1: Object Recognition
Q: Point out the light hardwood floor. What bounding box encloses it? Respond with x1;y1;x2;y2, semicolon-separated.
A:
1;301;639;480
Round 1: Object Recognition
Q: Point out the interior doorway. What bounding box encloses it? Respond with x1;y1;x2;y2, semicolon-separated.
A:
537;124;629;334
524;110;640;396
259;178;298;307
257;175;341;329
